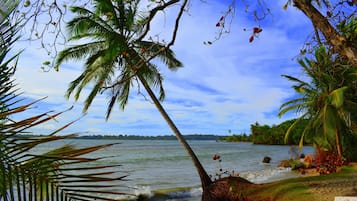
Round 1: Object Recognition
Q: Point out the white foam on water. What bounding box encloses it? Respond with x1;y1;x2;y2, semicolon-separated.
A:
239;167;295;184
188;187;203;198
166;187;202;199
129;185;154;199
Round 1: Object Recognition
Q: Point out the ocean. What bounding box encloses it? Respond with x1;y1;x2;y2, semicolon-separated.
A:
29;139;314;200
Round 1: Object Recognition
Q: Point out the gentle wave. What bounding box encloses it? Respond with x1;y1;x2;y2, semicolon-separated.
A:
239;166;296;183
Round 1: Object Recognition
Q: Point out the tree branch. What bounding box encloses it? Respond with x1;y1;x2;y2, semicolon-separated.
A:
137;0;181;42
293;0;356;66
167;0;188;48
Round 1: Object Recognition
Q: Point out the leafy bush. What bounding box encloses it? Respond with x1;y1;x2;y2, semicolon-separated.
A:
314;148;346;174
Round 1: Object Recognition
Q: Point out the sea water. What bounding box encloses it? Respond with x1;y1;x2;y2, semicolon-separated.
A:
28;139;314;200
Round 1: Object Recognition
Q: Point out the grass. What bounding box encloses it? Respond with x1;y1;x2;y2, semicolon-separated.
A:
238;164;357;201
247;176;314;200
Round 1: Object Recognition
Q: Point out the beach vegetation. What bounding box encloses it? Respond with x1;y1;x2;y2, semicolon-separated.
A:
278;14;357;165
243;164;357;200
0;3;127;200
202;164;356;201
223;119;310;144
279;45;357;162
248;119;310;145
224;133;251;142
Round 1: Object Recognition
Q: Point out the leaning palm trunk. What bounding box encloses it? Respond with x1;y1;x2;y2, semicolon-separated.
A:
138;75;213;191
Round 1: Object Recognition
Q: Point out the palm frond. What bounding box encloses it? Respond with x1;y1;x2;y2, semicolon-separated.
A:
298;117;317;148
139;63;166;101
278;103;305;117
116;72;132;111
83;64;114;112
281;74;310;88
94;0;120;26
0;0;20;24
1;6;129;201
284;114;308;144
55;41;106;70
105;70;133;119
67;15;114;38
328;86;348;108
136;40;183;69
278;97;309;117
1;97;128;201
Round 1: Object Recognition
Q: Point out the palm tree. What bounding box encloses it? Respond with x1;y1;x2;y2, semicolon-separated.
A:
1;2;127;200
279;46;357;159
54;0;213;194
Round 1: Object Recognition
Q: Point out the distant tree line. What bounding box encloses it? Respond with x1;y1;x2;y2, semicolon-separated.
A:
251;119;310;145
71;134;223;141
224;119;310;145
16;119;310;144
20;120;311;144
224;134;251;142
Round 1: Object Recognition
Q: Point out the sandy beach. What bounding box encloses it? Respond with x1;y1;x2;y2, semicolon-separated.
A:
308;179;357;201
221;163;357;201
305;164;357;201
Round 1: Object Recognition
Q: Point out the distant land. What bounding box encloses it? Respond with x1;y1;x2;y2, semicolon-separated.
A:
72;134;226;141
14;134;229;141
15;119;307;145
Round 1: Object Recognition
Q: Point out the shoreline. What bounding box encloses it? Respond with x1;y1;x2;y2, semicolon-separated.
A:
136;164;357;201
231;163;357;201
135;167;301;200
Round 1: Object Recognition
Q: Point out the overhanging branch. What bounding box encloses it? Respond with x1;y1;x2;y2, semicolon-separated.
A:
293;0;357;66
137;0;181;42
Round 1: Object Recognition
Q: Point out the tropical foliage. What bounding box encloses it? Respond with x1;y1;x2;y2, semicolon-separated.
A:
1;2;127;200
279;45;357;161
250;120;310;145
224;133;251;143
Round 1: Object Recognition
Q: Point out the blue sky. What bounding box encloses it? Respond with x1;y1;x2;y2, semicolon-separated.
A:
13;0;313;136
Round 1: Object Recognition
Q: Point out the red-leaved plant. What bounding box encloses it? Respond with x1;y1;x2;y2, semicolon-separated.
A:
314;147;345;174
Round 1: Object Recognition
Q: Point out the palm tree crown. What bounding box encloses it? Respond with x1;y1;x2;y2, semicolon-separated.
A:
55;0;182;118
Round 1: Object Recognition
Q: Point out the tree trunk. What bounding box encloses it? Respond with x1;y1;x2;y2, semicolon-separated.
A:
138;75;213;192
293;0;357;66
335;129;342;157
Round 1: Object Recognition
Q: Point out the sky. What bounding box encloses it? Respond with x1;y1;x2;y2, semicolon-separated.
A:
12;0;314;136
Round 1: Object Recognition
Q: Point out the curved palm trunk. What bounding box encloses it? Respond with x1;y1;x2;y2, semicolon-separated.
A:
138;75;213;190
